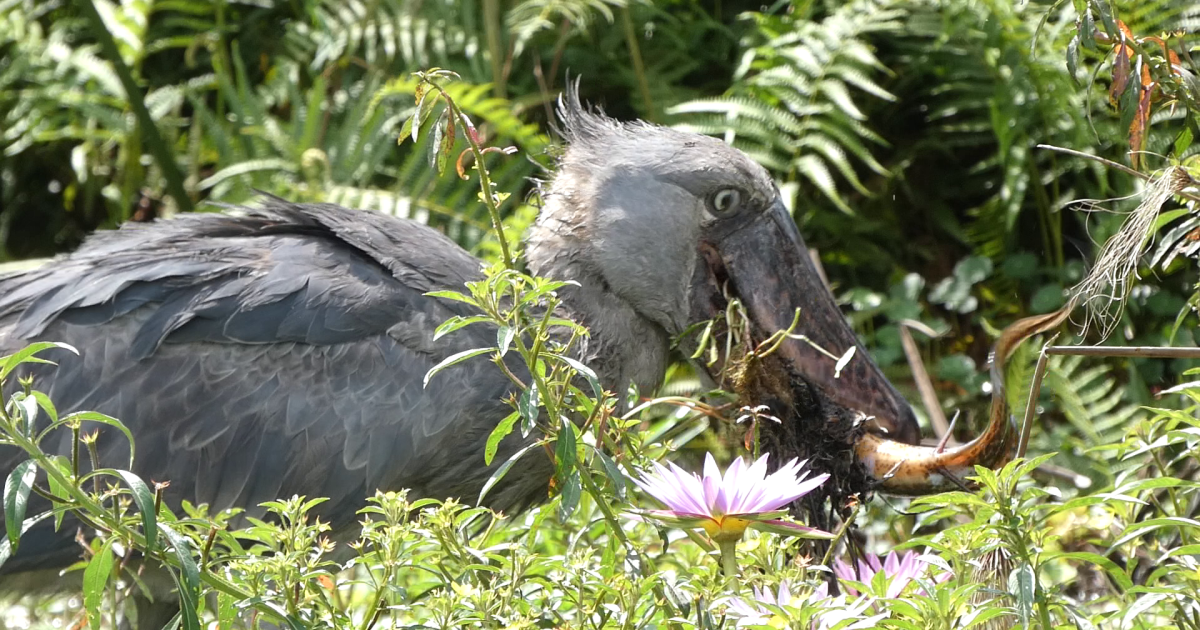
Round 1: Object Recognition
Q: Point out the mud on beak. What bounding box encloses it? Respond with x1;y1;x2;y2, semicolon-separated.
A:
686;197;922;446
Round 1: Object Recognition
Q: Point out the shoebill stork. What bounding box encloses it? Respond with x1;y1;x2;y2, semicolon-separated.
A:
0;92;1019;590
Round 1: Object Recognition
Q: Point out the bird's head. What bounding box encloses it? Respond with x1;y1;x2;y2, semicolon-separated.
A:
527;87;921;446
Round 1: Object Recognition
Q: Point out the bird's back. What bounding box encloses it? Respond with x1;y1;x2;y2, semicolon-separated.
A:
0;199;550;574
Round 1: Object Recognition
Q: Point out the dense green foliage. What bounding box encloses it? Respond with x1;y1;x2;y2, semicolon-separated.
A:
3;0;1200;628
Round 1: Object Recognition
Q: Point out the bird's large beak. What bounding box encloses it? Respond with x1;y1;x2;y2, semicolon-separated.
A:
687;197;921;445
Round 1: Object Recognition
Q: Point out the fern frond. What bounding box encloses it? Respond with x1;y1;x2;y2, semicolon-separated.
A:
668;0;904;213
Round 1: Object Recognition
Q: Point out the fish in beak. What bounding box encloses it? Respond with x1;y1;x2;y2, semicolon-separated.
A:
688;196;921;445
855;306;1073;494
687;195;1073;495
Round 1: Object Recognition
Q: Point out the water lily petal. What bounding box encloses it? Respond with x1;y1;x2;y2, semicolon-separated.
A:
748;519;835;539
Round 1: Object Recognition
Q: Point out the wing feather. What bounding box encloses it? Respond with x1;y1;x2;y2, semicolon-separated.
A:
0;199;551;574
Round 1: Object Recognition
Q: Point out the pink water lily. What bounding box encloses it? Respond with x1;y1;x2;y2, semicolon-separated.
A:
633;452;832;543
815;550;949;599
726;582;794;626
728;581;886;628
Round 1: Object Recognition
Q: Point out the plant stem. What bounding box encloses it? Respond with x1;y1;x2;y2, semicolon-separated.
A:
445;98;514;269
718;538;738;578
620;7;655;120
483;0;506;99
77;0;194;213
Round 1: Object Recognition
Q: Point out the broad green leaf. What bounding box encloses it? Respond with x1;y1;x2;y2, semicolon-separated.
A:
484;411;520;466
44;456;72;530
29;391;58;424
594;449;627;499
3;461;37;551
83;537;117;630
554;417;577;481
423;347;496;387
1175;126;1194;157
478;442;541;505
1009;563;1035;625
433;315;491;340
556;472;581;522
1;342;77;380
549;354;603;401
424;290;476;304
117;470;158;554
217;592;237;630
496;325;515;356
60;411;137;467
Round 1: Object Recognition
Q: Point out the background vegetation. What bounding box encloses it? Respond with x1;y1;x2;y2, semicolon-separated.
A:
2;0;1200;628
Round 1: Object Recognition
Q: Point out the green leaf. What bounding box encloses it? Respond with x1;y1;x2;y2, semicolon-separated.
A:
478;442;541;505
557;472;581;522
83;537;117;630
217;592;237;630
496;325;515;356
171;569;203;630
1174;126;1194;157
61;411;137;468
433;315;491;340
116;470;157;554
554;417;577;482
1009;563;1035;625
1;342;77;380
424;290;477;305
423;347;496;387
1065;35;1080;85
160;524;201;630
484;411;520;466
548;354;603;401
29;391;58;424
594;449;627;500
3;461;37;552
428;107;447;171
398;115;415;145
44;456;72;530
519;382;539;430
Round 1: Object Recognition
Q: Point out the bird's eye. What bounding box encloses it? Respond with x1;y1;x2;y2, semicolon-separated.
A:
709;188;742;215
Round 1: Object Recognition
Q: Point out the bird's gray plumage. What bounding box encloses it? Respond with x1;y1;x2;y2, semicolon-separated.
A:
0;89;919;581
0;198;552;572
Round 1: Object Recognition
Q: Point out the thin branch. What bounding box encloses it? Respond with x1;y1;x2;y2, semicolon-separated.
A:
1017;341;1052;460
1036;144;1200;204
1046;345;1200;358
899;322;952;443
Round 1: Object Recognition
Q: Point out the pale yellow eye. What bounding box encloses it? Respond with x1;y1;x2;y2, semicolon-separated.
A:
710;188;742;214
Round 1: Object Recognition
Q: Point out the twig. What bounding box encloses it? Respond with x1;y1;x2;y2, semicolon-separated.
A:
1046;345;1200;358
899;322;952;443
1035;144;1200;204
1017;341;1053;460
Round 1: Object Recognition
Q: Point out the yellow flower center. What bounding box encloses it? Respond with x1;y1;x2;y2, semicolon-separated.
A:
702;516;753;542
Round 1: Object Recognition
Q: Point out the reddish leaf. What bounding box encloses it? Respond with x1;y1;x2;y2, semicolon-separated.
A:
1129;84;1153;169
459;111;481;145
1110;43;1131;104
455;148;472;180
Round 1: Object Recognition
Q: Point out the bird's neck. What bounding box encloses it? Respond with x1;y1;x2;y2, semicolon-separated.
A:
534;256;671;406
